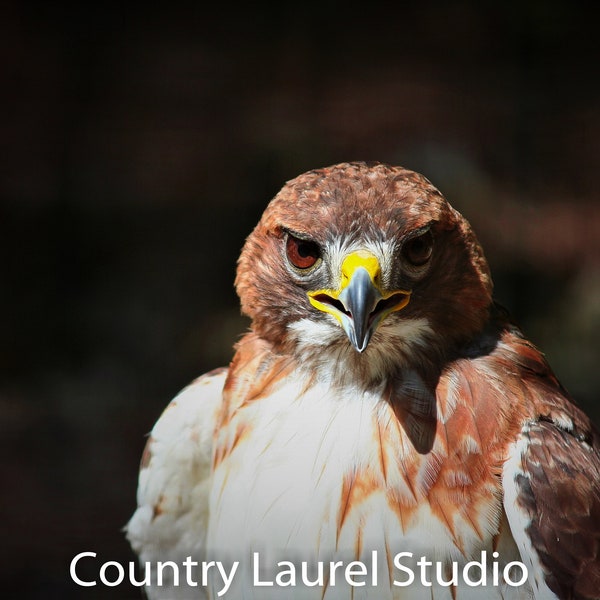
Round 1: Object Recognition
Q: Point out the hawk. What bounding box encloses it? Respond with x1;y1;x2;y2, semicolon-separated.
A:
126;162;600;599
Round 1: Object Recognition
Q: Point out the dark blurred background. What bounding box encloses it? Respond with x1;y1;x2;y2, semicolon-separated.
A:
2;1;599;598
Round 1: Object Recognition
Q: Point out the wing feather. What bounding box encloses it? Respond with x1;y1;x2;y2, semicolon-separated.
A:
494;327;600;599
504;419;600;600
126;368;227;600
458;322;600;599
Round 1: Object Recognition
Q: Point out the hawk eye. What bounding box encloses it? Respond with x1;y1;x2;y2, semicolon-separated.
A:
286;234;321;270
402;230;434;266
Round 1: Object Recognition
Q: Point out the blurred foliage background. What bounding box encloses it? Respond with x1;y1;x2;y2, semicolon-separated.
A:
1;1;599;598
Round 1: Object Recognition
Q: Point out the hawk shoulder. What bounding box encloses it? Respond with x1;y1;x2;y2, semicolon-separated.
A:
491;327;600;599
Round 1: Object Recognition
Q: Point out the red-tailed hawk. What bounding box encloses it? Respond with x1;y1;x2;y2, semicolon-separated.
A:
126;162;600;599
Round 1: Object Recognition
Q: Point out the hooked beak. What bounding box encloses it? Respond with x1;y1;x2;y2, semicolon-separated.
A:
307;251;411;352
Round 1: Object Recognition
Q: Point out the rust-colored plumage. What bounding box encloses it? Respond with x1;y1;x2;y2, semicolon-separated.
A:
128;162;600;599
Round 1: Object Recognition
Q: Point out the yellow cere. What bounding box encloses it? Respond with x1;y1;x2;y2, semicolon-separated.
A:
307;250;411;323
340;250;381;288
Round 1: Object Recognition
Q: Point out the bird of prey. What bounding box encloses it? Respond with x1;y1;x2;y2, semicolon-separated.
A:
126;162;600;599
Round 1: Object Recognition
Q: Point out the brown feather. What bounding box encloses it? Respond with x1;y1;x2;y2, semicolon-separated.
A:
516;420;600;599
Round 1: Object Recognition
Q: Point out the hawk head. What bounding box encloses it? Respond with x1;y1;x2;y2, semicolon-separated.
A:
236;162;493;380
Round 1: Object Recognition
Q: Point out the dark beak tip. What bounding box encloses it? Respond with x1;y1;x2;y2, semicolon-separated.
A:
352;332;371;353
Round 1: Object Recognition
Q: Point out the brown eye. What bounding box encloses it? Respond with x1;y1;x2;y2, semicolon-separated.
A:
286;234;321;270
402;230;433;266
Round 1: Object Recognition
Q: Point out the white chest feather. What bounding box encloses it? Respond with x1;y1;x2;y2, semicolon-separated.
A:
207;376;532;599
210;379;377;553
